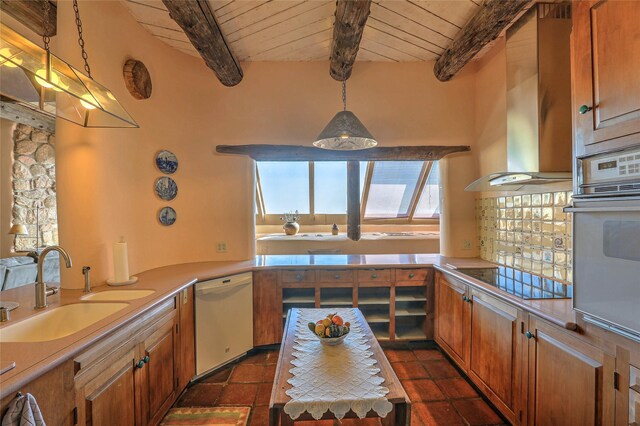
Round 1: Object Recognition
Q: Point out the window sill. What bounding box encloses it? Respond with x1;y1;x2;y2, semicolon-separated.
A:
256;232;440;241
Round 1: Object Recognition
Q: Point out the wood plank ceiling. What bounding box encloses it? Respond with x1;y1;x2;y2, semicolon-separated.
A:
122;0;483;62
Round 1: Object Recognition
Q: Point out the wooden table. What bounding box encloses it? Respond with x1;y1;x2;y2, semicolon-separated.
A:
269;308;411;425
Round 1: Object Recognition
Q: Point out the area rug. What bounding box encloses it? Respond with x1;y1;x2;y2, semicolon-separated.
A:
160;407;250;426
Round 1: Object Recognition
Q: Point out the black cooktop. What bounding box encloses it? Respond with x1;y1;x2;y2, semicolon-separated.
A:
457;266;571;300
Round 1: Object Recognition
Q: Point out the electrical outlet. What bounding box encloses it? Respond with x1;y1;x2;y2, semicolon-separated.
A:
462;239;472;250
216;242;228;253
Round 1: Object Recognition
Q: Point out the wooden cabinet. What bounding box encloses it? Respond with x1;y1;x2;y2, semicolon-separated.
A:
82;346;138;426
0;360;76;426
435;272;619;425
252;270;282;346
75;297;181;426
138;317;177;425
435;273;524;424
253;268;434;345
435;273;468;367
524;315;616;426
573;0;640;156
176;287;195;390
468;289;524;424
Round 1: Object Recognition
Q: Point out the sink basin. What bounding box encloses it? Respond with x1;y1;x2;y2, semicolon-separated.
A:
82;289;155;301
0;303;128;343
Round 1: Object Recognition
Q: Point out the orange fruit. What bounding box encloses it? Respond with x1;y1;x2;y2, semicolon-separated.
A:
325;327;331;337
332;315;344;326
322;318;332;328
345;322;351;328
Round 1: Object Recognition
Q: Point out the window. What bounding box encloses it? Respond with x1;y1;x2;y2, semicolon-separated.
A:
364;161;424;219
256;160;440;224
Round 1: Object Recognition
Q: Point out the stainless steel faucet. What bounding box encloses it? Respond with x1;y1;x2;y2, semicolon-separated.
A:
35;246;72;309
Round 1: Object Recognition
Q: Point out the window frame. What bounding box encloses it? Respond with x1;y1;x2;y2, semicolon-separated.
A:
255;160;440;226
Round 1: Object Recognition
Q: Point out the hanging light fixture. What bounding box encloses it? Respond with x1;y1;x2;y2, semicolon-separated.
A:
313;80;377;150
0;0;138;128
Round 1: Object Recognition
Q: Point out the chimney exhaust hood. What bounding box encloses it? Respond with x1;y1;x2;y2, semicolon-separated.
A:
466;3;573;192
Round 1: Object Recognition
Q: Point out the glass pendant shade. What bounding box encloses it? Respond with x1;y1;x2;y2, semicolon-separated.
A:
0;25;138;128
313;110;377;150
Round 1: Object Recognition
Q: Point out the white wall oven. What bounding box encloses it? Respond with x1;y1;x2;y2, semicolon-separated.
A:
570;144;640;342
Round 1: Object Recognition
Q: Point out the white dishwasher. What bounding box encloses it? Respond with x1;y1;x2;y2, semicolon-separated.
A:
195;272;253;377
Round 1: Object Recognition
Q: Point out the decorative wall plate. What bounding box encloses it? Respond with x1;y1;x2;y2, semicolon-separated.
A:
155;176;178;201
155;150;178;174
158;207;176;226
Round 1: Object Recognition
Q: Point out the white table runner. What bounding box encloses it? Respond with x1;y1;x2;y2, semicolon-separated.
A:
283;308;394;420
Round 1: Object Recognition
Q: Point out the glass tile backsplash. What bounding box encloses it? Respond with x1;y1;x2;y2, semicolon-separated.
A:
476;191;573;284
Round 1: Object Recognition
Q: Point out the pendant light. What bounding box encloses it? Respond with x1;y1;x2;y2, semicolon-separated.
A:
0;0;138;128
313;80;377;150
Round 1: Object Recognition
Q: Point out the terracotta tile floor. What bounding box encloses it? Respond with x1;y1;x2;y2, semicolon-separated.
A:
174;344;507;425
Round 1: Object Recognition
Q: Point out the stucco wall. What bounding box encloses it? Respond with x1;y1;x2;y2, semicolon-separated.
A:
46;0;479;288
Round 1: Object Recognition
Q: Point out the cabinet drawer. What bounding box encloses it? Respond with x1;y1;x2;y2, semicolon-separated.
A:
318;270;353;283
395;269;431;283
357;269;391;283
281;270;315;283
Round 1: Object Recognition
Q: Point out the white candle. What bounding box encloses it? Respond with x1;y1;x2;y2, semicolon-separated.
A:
113;237;130;282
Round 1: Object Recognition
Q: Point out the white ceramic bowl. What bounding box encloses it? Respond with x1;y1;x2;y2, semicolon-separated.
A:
316;333;349;346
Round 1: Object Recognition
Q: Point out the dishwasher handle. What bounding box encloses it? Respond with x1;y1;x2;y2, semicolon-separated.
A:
196;276;252;296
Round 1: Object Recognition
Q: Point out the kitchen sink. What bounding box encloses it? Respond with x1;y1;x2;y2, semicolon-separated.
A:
81;289;155;301
0;302;128;343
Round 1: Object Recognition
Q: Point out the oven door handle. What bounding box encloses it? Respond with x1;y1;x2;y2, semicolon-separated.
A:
563;206;640;213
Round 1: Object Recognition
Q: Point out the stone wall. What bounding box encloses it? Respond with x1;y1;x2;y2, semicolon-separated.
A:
12;123;58;251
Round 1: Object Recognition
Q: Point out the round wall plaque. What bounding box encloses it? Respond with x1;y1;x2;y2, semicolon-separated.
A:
158;207;176;226
123;59;152;100
155;176;178;201
155;150;178;174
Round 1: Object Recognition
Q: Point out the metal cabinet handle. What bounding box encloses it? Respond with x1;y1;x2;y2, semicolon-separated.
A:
371;274;378;279
578;104;592;115
409;273;415;278
334;275;341;280
136;360;145;369
143;355;150;363
462;295;468;302
296;275;303;281
525;331;535;340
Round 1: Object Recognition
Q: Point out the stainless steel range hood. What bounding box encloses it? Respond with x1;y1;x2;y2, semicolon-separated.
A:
466;4;573;192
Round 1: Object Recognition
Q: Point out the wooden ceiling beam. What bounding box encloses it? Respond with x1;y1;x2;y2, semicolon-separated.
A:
329;0;372;81
216;145;470;161
0;0;56;37
162;0;242;87
1;97;55;133
434;0;529;82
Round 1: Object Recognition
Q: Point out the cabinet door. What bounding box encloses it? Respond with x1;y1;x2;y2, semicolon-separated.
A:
253;270;282;346
526;316;616;426
468;290;523;424
138;317;177;426
435;274;468;367
177;286;195;389
82;347;137;426
573;0;640;155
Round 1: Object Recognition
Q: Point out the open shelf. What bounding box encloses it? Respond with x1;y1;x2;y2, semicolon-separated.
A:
364;312;390;323
369;323;390;340
395;308;427;317
283;297;315;304
395;326;427;341
395;294;427;302
320;287;353;307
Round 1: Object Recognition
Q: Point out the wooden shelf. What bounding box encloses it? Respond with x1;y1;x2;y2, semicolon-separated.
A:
364;313;390;324
395;308;427;317
358;297;390;305
320;298;353;306
283;297;315;304
395;326;427;341
395;295;427;302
